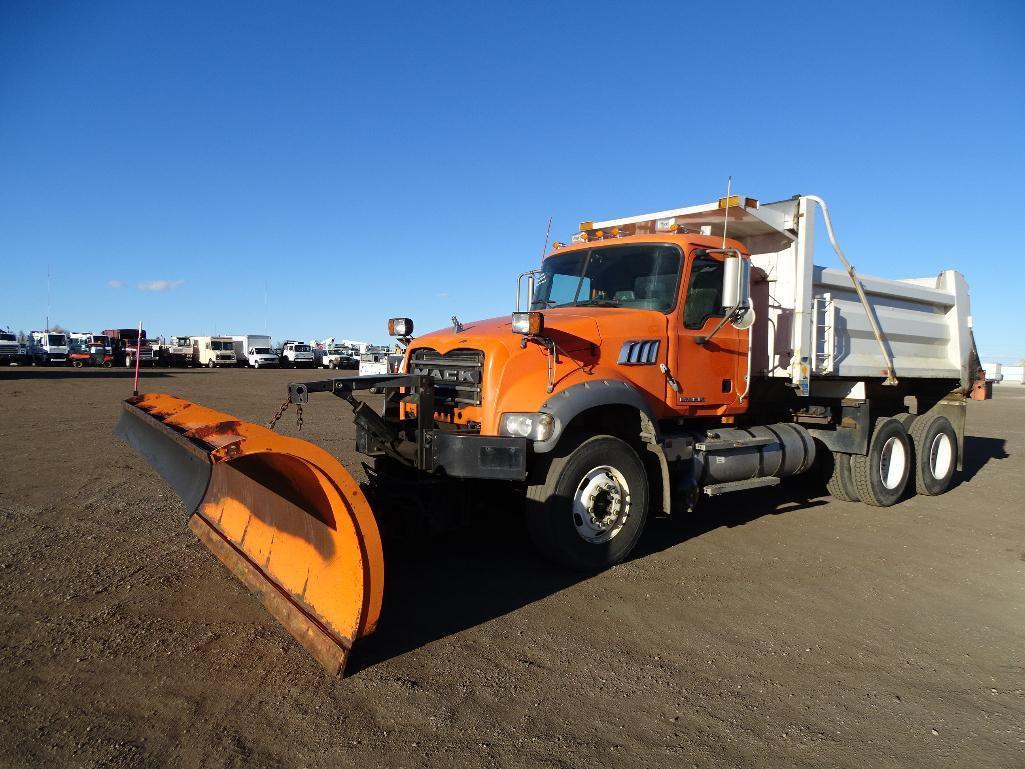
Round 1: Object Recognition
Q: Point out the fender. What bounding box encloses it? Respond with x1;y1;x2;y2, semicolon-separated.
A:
534;379;672;514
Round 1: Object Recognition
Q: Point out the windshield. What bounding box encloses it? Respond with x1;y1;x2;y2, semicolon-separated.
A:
211;340;232;351
531;244;681;313
0;333;15;342
294;345;311;353
253;347;271;354
47;334;67;346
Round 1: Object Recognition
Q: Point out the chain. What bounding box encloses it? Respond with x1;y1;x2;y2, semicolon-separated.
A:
267;398;290;430
296;402;303;432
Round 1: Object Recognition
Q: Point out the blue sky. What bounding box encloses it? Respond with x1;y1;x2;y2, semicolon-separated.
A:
1;1;1023;360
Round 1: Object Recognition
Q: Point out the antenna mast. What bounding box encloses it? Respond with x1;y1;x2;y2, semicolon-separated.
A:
721;175;732;249
540;216;552;265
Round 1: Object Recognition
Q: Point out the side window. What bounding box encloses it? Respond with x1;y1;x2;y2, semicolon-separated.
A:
682;256;724;329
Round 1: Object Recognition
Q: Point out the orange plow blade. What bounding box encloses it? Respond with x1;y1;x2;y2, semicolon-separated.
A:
114;393;384;675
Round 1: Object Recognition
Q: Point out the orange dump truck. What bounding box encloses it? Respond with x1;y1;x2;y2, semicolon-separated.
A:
116;194;988;674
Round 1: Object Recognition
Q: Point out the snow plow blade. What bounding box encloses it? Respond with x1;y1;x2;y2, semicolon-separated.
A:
114;393;383;676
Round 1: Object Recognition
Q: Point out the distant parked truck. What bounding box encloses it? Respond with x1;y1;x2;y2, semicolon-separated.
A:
68;332;113;367
29;330;69;365
358;344;402;375
280;341;315;368
159;336;195;367
322;343;359;369
0;328;20;365
231;335;278;368
104;328;156;367
192;336;237;368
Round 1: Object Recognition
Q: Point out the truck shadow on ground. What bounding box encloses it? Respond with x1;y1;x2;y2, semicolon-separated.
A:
957;436;1008;486
348;479;828;675
349;439;1007;675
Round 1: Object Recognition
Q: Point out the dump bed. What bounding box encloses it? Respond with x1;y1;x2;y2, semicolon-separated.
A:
599;196;975;394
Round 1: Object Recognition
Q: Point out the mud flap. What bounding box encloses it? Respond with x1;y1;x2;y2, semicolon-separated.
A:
114;393;384;675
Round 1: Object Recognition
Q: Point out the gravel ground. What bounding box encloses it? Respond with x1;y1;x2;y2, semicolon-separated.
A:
0;367;1022;768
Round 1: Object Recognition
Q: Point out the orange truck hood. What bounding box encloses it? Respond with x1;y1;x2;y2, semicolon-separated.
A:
408;308;669;434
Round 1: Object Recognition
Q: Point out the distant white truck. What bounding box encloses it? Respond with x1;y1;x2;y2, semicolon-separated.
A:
358;344;403;375
192;336;237;368
281;341;315;368
161;336;195;367
0;328;20;365
322;343;359;369
29;330;69;365
232;335;279;368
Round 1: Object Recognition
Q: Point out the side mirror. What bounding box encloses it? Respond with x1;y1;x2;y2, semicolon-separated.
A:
722;255;750;312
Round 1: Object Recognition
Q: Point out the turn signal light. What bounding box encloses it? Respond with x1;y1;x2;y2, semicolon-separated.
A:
511;311;544;336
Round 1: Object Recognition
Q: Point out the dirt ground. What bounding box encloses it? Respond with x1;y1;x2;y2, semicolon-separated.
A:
0;367;1021;769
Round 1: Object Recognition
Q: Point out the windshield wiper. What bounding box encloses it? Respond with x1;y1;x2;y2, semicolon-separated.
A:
574;298;621;307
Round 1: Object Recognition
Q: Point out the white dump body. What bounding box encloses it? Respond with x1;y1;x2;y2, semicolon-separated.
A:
594;196;975;395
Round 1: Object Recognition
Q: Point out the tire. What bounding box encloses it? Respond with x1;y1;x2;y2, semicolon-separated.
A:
207;360;215;368
526;434;649;571
824;450;861;502
909;414;957;496
851;417;912;507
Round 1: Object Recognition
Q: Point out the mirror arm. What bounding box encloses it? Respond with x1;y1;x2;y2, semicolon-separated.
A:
694;247;748;346
694;300;742;346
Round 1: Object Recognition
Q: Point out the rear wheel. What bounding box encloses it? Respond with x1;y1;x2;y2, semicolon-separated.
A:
851;417;911;507
824;450;861;502
526;434;649;571
909;414;957;496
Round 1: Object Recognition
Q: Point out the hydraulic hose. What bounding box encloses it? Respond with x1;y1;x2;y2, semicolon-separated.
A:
804;195;898;385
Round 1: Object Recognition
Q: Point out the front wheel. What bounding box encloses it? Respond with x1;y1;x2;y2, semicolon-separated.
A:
526;434;649;571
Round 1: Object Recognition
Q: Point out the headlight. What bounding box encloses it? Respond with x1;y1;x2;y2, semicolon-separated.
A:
501;412;555;441
511;311;544;336
388;317;413;336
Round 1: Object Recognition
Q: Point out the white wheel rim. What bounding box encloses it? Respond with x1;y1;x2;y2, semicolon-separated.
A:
878;436;907;490
572;465;631;544
930;433;953;479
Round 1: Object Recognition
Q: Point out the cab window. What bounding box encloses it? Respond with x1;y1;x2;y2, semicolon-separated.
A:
683;256;724;329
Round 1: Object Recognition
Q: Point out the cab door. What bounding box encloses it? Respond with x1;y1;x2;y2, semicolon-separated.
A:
667;249;747;414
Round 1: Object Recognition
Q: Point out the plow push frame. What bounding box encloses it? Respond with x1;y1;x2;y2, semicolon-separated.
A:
289;373;529;482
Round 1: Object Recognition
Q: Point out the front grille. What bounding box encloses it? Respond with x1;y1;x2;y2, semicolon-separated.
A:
411;348;484;407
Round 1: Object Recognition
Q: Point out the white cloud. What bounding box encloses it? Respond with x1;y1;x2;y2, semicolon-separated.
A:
137;279;185;292
436;292;449;299
108;279;124;288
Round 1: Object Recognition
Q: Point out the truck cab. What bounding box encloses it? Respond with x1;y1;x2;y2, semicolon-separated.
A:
193;336;237;368
104;328;156;367
162;336;194;367
0;329;19;365
322;344;358;370
29;331;69;365
281;341;315;369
